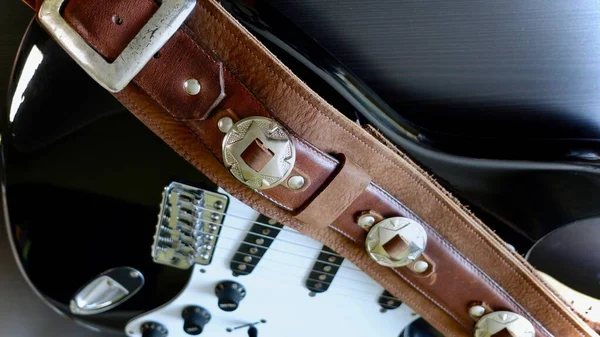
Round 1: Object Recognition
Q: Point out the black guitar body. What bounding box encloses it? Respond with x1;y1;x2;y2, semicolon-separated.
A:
3;0;600;335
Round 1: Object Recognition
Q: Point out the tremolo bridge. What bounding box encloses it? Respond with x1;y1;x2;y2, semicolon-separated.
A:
152;182;229;269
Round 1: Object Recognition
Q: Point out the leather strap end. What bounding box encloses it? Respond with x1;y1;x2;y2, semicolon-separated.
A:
295;155;371;229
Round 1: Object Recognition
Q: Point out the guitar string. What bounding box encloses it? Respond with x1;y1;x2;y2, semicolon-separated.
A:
229;256;377;295
195;227;365;274
191;223;364;273
191;205;348;259
224;261;399;304
224;254;401;302
170;213;362;271
166;221;404;298
228;253;405;302
175;203;402;301
215;243;377;287
165;214;405;303
201;233;402;301
229;243;356;273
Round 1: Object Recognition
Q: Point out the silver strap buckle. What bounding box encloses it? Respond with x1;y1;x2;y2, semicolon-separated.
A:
38;0;196;93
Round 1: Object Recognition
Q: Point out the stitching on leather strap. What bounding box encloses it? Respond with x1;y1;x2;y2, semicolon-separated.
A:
196;3;585;335
123;88;463;336
370;185;554;336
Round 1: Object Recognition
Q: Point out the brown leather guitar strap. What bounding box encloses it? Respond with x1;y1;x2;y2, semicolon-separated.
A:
21;0;598;336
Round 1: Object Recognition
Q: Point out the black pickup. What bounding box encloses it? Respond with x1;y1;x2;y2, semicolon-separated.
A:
378;290;402;310
230;214;283;276
305;246;344;293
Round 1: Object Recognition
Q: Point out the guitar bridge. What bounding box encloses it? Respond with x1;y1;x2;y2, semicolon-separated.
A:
152;182;229;269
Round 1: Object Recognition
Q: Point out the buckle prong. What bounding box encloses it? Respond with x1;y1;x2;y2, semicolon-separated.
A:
38;0;196;92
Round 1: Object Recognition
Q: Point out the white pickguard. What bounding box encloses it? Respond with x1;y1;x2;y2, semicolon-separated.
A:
125;190;419;337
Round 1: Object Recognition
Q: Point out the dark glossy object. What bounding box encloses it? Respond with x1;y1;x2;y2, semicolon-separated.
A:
248;326;258;337
400;318;443;337
221;0;600;251
2;19;216;333
263;0;600;162
182;306;211;335
141;322;168;337
527;217;600;300
3;1;600;334
215;281;246;312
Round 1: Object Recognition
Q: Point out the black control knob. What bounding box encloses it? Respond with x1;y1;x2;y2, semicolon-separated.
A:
182;306;211;335
248;326;258;337
141;322;168;337
215;280;246;312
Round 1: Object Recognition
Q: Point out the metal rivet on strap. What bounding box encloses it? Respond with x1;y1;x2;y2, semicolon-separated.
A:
469;305;486;318
184;78;201;95
413;260;429;273
358;215;376;229
474;311;535;337
287;175;305;190
365;217;427;268
218;117;234;133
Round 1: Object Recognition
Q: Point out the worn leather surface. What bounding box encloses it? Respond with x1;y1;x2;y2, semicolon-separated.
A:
24;0;598;336
295;155;370;229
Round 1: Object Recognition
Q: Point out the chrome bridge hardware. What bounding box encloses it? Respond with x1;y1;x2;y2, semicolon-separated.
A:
222;117;296;190
152;182;229;269
38;0;196;92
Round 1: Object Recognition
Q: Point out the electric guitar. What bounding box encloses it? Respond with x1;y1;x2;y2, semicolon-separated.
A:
4;0;600;336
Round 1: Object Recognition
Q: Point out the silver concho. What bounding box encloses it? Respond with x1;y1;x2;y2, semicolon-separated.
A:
474;311;535;337
222;117;296;190
365;217;427;267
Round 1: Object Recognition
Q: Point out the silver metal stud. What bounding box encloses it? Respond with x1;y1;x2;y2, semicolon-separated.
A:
358;215;377;229
184;78;201;95
287;175;305;190
218;117;234;133
413;260;429;273
469;305;486;318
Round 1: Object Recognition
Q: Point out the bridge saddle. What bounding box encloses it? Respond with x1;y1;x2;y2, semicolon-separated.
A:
152;182;229;269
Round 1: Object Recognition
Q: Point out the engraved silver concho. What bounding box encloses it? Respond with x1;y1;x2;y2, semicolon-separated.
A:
474;311;535;337
365;217;427;267
222;117;296;190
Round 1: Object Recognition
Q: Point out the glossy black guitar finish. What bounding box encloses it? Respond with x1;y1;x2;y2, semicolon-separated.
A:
4;0;600;334
3;19;218;333
221;0;600;248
